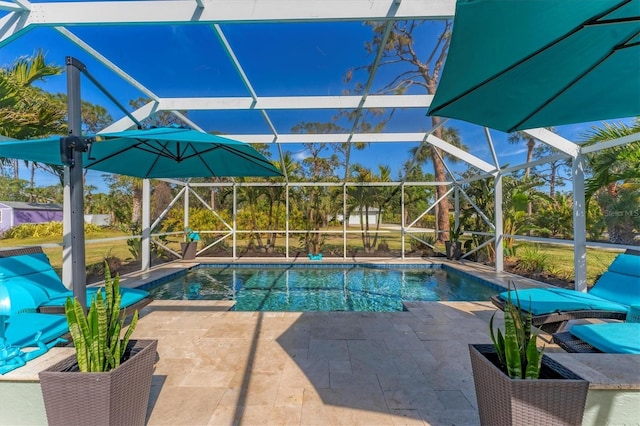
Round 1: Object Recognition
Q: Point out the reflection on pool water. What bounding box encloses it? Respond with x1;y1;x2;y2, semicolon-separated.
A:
146;264;500;312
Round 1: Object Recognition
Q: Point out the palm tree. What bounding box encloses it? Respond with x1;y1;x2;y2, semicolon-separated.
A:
507;131;537;179
582;119;640;244
347;164;392;254
348;20;454;242
409;126;466;239
0;50;63;185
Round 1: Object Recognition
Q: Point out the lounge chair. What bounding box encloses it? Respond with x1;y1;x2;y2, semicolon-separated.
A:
491;252;640;333
0;281;69;374
0;246;151;315
553;323;640;354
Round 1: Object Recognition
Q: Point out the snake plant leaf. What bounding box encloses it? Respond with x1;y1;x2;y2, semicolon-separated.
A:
489;312;506;366
65;297;90;372
525;336;544;379
121;310;139;354
62;263;141;372
503;301;522;379
95;289;109;372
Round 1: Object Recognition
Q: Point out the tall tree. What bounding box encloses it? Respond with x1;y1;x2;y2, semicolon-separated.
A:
347;20;453;241
582;119;640;244
0;50;64;187
408;126;466;237
532;144;568;198
507;131;537;179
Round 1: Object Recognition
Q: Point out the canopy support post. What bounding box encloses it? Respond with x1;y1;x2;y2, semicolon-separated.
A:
232;184;237;259
141;178;151;271
343;183;347;260
494;173;504;273
183;183;189;241
454;185;460;231
285;183;290;259
401;183;405;260
572;153;588;292
64;56;87;310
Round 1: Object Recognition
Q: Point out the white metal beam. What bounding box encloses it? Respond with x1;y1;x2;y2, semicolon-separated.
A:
55;26;159;101
523;128;580;158
0;11;29;45
572;154;588;292
22;1;455;26
99;102;158;133
426;134;495;173
0;2;25;11
581;132;640;154
224;132;443;144
157;94;432;111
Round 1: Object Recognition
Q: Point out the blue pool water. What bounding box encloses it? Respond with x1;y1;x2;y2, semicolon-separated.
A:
146;264;499;312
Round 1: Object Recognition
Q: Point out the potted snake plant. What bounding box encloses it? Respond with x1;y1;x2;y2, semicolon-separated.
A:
181;227;200;260
39;265;157;426
445;225;463;260
469;285;589;425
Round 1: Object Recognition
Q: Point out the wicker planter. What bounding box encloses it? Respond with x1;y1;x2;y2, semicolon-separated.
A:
445;241;462;260
469;344;588;425
181;241;198;260
39;339;157;426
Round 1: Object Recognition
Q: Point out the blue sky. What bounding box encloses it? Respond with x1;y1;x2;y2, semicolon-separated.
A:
0;19;630;193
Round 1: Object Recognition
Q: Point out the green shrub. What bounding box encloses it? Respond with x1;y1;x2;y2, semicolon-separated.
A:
515;245;549;274
3;221;104;239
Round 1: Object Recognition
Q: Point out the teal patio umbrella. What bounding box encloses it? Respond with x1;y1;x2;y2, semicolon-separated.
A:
428;0;640;132
0;127;282;178
0;126;281;309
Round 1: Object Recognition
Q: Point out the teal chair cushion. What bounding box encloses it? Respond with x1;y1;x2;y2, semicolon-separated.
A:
0;279;50;315
589;271;640;307
499;288;629;316
1;252;149;311
607;254;640;277
570;323;640;354
3;313;69;347
40;287;149;309
0;253;54;279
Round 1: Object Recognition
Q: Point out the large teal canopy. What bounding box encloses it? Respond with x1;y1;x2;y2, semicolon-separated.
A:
428;0;640;132
0;127;282;178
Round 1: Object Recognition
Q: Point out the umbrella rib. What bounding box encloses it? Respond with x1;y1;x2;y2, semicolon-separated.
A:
178;144;279;173
430;0;633;116
217;145;281;172
511;27;640;131
85;141;143;168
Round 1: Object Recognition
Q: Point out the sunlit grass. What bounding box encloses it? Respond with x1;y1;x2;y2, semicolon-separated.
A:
0;227;623;286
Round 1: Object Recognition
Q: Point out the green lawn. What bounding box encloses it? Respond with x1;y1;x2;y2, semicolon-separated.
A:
0;229;133;275
513;242;621;285
0;228;622;286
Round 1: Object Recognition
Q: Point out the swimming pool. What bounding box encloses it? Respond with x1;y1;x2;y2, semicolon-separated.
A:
145;264;500;312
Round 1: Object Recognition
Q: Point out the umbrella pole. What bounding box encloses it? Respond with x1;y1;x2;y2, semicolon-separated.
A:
65;57;88;311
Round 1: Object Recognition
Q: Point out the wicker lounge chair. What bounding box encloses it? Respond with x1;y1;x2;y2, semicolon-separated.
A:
553;323;640;354
0;246;152;315
491;252;640;333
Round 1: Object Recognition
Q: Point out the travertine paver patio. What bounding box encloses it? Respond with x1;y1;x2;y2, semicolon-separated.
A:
135;299;548;425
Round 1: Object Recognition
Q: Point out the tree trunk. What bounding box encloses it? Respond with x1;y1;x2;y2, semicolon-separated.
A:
526;138;535;217
430;121;450;243
131;185;142;225
29;162;36;202
550;162;557;198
